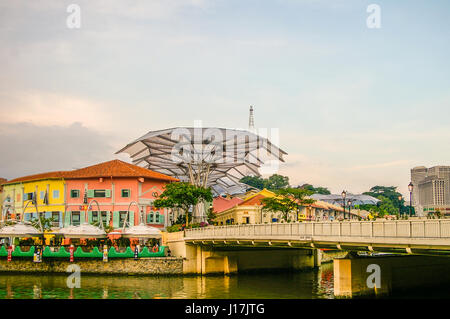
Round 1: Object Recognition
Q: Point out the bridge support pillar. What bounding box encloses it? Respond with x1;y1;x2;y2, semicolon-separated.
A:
334;255;450;297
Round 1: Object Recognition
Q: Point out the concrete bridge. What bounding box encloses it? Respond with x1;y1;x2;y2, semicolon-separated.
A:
165;220;450;296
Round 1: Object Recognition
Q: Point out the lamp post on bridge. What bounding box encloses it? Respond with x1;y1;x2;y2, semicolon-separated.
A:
341;190;346;220
408;182;414;217
347;199;352;220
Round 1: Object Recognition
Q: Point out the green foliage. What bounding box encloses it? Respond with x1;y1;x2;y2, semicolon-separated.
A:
153;183;213;224
261;188;315;222
240;174;290;191
240;176;265;190
298;183;331;195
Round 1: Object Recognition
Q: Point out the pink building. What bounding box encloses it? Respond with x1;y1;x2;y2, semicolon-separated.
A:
64;160;178;231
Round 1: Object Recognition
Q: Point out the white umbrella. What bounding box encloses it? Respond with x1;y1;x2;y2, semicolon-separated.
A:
121;223;162;239
0;222;42;237
56;222;106;239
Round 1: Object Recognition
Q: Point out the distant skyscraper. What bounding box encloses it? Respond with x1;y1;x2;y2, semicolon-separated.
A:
248;106;255;130
411;166;450;216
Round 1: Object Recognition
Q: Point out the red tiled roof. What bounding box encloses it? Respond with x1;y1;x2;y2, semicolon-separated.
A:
4;171;72;185
239;194;266;206
67;160;179;182
213;196;243;213
3;160;178;185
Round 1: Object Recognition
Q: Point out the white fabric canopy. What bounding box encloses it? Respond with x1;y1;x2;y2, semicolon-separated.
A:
56;223;106;238
0;222;42;237
121;223;162;238
116;127;287;195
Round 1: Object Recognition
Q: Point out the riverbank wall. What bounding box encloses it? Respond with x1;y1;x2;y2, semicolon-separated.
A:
0;257;184;275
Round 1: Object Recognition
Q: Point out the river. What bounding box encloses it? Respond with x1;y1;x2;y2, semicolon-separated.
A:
0;262;446;299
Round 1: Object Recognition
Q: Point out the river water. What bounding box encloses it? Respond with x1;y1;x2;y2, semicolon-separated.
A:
0;262;335;299
0;261;445;299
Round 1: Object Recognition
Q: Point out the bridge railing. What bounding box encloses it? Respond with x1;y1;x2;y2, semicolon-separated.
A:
184;220;450;240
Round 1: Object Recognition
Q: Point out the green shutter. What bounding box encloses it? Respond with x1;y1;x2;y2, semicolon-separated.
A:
64;211;71;226
106;211;111;227
59;212;63;228
129;211;134;226
159;214;164;224
87;190;94;198
80;211;86;224
105;189;111;198
88;211;92;224
113;211;120;228
146;213;151;223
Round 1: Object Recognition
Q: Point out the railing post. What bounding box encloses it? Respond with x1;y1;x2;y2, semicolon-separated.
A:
439;219;441;238
339;222;342;237
370;221;373;237
409;221;412;238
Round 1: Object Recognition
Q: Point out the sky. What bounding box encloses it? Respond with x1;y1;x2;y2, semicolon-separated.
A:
0;0;449;197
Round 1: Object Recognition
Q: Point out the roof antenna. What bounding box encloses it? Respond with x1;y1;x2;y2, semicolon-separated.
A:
248;105;255;130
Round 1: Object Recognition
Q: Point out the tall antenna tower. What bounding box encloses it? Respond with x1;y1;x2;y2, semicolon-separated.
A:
248;105;255;129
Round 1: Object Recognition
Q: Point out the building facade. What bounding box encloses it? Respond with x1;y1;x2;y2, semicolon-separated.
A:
411;166;450;216
1;160;178;231
213;189;353;225
64;160;178;230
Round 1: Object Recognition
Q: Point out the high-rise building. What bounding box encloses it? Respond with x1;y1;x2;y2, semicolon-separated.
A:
411;166;450;216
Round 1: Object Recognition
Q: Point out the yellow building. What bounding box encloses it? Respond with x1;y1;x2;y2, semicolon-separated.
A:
213;189;348;225
1;172;68;228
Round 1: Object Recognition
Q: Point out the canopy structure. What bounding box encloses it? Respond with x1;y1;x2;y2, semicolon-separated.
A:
0;222;42;237
121;223;162;239
117;127;287;222
311;194;381;206
55;223;106;239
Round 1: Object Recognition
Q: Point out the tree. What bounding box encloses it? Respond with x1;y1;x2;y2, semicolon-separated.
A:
261;188;315;222
264;174;290;190
363;185;406;214
240;176;265;190
298;183;331;195
153;182;213;227
239;174;290;191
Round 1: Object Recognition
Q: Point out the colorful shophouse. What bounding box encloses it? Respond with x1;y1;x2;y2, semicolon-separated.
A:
1;160;178;232
64;159;178;230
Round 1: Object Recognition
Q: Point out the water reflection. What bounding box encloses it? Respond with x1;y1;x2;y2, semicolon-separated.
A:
0;263;335;299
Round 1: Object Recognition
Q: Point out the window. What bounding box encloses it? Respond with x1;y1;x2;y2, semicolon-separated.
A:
40;191;45;200
53;190;60;199
119;211;129;227
92;211;108;225
71;211;80;226
52;212;60;227
71;190;80;198
147;213;154;223
94;190;106;198
121;189;130;198
155;212;160;223
24;192;34;201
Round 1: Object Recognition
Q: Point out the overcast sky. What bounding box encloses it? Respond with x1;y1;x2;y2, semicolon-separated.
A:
1;0;449;196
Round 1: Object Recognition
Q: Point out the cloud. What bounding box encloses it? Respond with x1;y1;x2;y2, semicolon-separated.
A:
0;122;121;180
0;90;117;132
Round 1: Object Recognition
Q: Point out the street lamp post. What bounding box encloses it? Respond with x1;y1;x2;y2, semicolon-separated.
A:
408;182;414;217
347;199;352;220
341;190;346;220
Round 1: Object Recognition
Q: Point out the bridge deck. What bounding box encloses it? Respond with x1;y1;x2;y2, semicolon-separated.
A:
180;220;450;255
